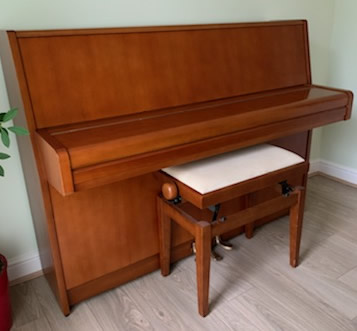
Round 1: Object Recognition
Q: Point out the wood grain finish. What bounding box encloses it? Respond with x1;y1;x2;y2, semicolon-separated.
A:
2;20;353;316
36;131;74;195
43;86;347;169
40;106;345;195
49;174;160;289
36;86;350;195
18;21;309;128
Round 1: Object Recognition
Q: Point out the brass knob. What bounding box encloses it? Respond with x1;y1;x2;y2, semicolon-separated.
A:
162;182;178;200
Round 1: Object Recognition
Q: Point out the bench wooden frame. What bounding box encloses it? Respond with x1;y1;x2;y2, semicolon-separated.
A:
157;162;306;317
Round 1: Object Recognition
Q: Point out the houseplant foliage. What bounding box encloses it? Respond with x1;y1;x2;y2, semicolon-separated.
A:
0;108;29;177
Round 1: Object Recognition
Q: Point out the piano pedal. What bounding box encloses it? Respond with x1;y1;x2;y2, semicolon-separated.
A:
211;249;223;261
192;242;196;255
192;242;223;261
215;235;233;250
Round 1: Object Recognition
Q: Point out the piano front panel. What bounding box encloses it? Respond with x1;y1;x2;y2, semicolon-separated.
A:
17;21;310;128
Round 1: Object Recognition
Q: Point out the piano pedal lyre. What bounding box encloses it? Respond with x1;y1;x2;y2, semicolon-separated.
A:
215;236;233;251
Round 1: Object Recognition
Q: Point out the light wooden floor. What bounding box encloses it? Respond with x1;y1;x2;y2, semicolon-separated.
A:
9;175;357;330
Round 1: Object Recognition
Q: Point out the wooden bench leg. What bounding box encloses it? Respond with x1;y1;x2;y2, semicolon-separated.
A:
195;221;211;317
157;197;172;276
244;195;255;239
290;189;304;268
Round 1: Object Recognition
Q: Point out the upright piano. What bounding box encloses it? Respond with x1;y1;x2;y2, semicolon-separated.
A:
0;20;353;315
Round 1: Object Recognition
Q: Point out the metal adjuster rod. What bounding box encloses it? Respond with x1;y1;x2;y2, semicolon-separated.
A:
211;204;233;260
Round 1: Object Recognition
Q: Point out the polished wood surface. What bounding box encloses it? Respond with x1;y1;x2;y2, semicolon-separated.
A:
49;174;160;289
41;86;347;168
1;20;353;315
40;106;345;195
17;21;310;128
37;86;350;195
161;182;179;202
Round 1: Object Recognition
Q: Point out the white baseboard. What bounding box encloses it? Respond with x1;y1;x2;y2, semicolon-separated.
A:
309;159;321;175
309;159;357;185
7;250;42;282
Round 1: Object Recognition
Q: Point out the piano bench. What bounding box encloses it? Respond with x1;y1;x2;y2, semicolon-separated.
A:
157;144;307;317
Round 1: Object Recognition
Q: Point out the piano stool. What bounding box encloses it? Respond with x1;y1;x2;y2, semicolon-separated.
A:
157;144;306;317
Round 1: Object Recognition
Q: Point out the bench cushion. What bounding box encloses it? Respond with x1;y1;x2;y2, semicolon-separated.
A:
162;144;304;194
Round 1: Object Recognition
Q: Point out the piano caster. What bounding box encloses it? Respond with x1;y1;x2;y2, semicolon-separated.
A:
192;242;224;261
215;236;233;251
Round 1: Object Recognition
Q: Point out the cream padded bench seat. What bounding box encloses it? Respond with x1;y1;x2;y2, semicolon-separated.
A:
162;144;305;194
157;144;307;317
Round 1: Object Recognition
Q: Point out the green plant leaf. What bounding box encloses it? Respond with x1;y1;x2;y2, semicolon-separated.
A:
0;152;10;160
0;128;10;147
0;113;6;122
8;126;29;136
0;165;4;176
2;108;18;122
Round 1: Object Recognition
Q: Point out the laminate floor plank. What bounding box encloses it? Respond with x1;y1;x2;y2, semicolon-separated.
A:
122;268;233;331
258;223;357;279
86;285;156;331
11;317;52;331
220;286;332;331
225;245;355;330
308;175;357;210
225;228;357;321
30;276;103;331
353;316;357;329
339;266;357;292
210;240;356;330
9;281;43;329
9;175;357;330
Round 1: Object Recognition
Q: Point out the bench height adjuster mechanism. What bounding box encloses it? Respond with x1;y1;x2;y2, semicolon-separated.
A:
211;204;233;261
279;180;293;197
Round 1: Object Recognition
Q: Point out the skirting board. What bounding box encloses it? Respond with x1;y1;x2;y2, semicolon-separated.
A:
7;250;42;284
310;159;357;186
7;159;357;284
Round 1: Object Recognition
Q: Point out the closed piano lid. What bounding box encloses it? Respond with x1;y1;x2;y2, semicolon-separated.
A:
162;144;305;194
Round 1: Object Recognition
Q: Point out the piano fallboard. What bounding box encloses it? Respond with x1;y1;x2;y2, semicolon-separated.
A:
36;85;352;195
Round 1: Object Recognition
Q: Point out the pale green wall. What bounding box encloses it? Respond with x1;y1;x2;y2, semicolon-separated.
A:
0;60;37;261
320;0;357;168
0;0;335;263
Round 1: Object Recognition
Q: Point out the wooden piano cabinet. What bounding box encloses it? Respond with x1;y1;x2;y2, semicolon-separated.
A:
0;21;352;315
49;173;193;303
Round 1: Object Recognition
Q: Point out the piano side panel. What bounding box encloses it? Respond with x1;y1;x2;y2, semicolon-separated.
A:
0;31;71;315
17;21;310;128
